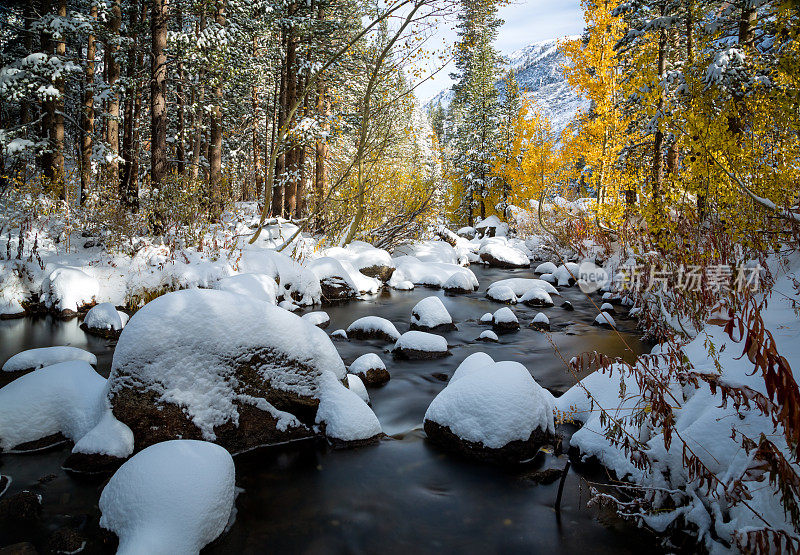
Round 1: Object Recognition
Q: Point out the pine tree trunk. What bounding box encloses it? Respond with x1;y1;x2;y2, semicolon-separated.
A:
271;29;288;217
150;0;168;191
190;11;206;183
250;36;262;203
283;6;299;218
52;0;67;197
81;4;97;203
121;0;143;209
106;0;122;188
209;0;225;214
176;4;186;175
314;68;329;230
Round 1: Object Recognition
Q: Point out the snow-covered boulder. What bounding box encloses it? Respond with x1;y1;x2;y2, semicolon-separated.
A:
593;312;617;329
479;243;529;269
346;316;401;342
477;330;498;342
552;263;580;287
486;285;518;304
534;261;558;274
99;440;235;555
393;331;449;360
237;249;321;306
393;241;459;265
600;302;615;313
315;371;382;446
3;346;97;374
474;215;509;238
41;266;99;317
81;302;128;339
0;262;27;318
561;301;574;311
457;226;476;239
349;353;390;387
519;287;554;307
488;278;558;297
346;374;370;405
410;296;455;332
424;360;555;463
279;300;301;312
442;272;475;294
302;311;330;329
530;312;550;331
106;289;353;453
492;307;519;333
308;257;360;303
479;312;493;324
213;273;279;305
331;329;348;340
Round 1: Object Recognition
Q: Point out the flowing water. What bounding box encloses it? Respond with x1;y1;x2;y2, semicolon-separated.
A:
0;265;661;553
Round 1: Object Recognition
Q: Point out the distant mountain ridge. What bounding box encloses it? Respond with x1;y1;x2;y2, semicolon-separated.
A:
425;36;588;135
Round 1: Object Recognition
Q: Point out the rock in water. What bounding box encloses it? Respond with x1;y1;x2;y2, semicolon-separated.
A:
346;316;401;342
302;311;330;329
40;266;99;318
106;289;376;452
424;359;555;464
393;331;449;359
478;243;529;269
492;307;519;333
99;440;235;555
410;296;455;332
349;353;390;387
81;302;128;339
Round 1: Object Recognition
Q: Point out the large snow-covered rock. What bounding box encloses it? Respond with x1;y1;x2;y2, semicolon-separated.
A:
107;289;358;452
479;243;530;269
393;331;449;359
474;215;509;238
349;353;390;387
486;285;517;304
236;249;321;306
308;257;361;302
302;311;330;329
519;287;554;307
99;440;235;555
346;374;370;405
410;296;455;332
534;261;558;274
424;357;555;463
346;316;401;342
81;302;129;339
213;273;279;305
41;265;99;316
389;256;478;289
442;272;475;294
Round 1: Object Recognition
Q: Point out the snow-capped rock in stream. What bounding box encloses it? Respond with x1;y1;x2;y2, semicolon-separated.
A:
393;331;449;359
346;316;401;342
530;312;550;331
81;302;129;338
534;261;558;274
479;242;530;269
0;361;131;459
410;296;455;332
99;440;236;555
477;330;499;342
492;307;520;333
302;311;330;329
315;371;382;445
346;374;370;405
593;312;616;328
106;288;378;452
349;353;390;387
442;272;476;294
486;285;518;304
424;359;555;463
2;346;97;374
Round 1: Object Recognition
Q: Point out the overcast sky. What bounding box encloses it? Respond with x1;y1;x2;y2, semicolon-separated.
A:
413;0;584;102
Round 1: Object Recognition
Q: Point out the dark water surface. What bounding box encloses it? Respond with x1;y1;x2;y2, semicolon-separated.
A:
0;265;659;554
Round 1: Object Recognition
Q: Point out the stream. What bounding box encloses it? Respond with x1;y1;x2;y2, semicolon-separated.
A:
0;265;662;553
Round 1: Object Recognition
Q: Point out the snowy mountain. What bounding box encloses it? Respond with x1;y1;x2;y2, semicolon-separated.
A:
425;36;588;135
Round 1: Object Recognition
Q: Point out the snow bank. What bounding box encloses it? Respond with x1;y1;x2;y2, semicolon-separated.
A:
410;296;454;330
346;316;401;341
41;265;99;313
237;249;321;306
425;360;555;449
389;256;478;289
99;440;235;555
214;273;279;305
393;241;459;265
3;346;97;373
321;242;394;280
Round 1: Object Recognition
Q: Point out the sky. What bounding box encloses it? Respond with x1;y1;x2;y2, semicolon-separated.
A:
413;0;584;102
